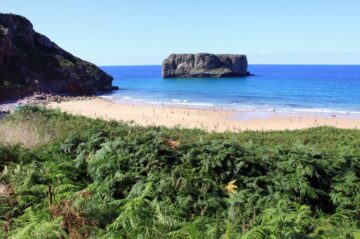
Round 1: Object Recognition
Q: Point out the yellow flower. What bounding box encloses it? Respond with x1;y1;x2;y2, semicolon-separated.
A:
225;180;237;193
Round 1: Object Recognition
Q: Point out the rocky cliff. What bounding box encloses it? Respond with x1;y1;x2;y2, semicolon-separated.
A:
162;53;250;78
0;13;117;100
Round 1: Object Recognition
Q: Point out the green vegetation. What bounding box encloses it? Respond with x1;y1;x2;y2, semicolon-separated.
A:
0;106;360;238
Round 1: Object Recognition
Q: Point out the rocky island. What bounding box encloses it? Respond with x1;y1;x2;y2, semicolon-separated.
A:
162;53;250;78
0;13;117;101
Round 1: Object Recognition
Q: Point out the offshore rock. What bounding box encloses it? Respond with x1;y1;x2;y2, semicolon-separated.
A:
162;53;250;78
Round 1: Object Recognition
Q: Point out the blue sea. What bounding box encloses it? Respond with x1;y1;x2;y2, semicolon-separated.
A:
100;65;360;115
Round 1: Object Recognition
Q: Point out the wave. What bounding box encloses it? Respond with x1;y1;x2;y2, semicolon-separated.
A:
169;102;215;107
99;95;113;99
284;108;360;116
171;99;188;103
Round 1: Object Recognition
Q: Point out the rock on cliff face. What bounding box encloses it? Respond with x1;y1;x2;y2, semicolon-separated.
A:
162;53;250;78
0;13;117;100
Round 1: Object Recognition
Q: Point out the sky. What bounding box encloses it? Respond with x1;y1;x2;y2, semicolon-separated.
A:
1;0;360;65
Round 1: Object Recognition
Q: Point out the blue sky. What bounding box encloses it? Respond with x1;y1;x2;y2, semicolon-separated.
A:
2;0;360;65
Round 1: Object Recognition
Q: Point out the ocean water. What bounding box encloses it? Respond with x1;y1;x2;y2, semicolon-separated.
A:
100;65;360;115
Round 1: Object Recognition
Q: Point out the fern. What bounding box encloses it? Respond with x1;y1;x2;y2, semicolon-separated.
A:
1;106;360;238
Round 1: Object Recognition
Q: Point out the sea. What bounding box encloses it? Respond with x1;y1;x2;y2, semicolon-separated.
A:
100;65;360;116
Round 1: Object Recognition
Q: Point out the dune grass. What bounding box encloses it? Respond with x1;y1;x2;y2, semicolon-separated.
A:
0;106;360;238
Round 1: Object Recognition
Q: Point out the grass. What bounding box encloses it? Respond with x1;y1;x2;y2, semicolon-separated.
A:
0;106;360;238
0;120;52;148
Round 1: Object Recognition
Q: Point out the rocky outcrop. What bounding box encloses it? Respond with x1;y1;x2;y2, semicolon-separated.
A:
0;13;117;100
162;53;250;78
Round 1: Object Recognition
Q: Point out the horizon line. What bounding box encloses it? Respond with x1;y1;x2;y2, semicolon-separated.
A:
99;63;360;67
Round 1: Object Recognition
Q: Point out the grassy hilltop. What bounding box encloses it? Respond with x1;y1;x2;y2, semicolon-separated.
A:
0;106;360;238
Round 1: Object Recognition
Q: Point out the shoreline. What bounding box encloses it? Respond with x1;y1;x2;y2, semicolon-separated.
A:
107;98;360;120
47;97;360;132
99;95;360;119
2;94;360;132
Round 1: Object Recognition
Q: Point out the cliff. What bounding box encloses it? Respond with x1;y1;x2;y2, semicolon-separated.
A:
162;53;250;78
0;13;117;100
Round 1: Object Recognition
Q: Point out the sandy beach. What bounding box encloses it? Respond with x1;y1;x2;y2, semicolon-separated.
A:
47;98;360;132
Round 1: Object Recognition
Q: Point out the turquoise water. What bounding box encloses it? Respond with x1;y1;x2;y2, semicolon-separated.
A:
101;65;360;114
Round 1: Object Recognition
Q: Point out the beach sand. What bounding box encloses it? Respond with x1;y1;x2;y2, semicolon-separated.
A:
48;98;360;132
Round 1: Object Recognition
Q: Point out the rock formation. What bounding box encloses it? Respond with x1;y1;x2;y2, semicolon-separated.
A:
162;53;250;78
0;13;117;100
